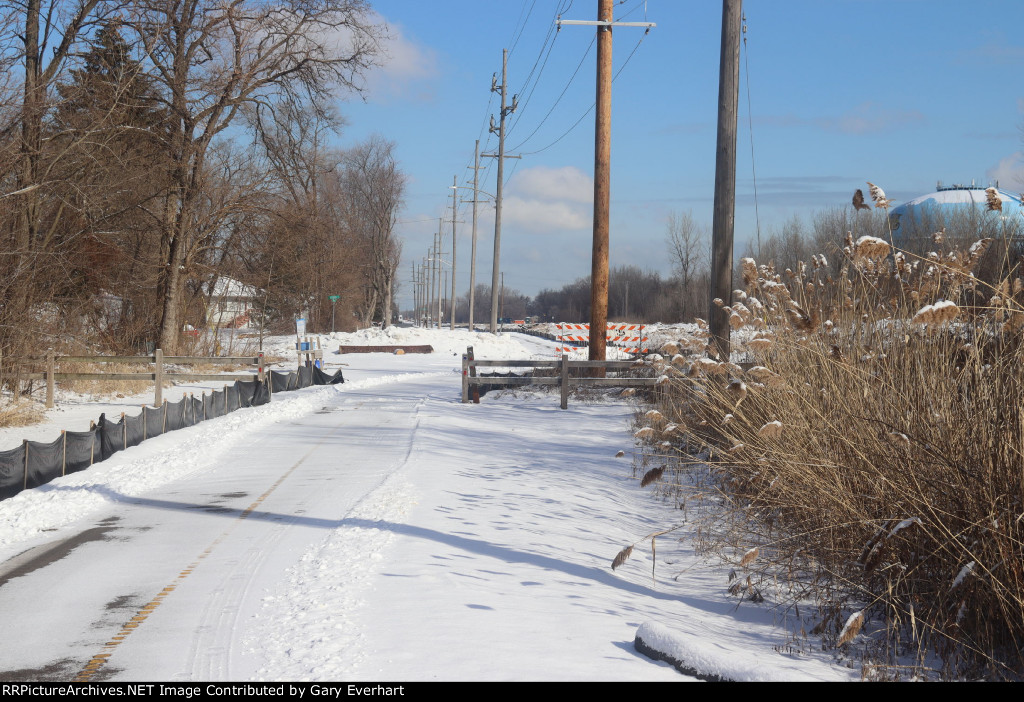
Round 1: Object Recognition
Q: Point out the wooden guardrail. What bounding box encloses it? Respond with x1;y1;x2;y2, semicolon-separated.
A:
17;350;266;408
461;346;657;409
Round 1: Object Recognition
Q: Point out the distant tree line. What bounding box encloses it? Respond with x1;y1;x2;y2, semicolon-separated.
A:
1;0;403;376
419;202;1023;326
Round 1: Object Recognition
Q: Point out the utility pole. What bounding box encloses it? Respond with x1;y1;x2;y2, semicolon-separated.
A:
468;140;482;331
419;261;427;327
450;175;458;330
558;4;655;361
710;0;742;360
591;0;613;362
426;250;433;328
424;255;431;327
436;219;443;329
452;147;494;333
482;49;520;334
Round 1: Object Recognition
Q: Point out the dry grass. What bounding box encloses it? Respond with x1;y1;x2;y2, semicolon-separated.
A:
635;224;1024;679
58;362;156;397
0;400;46;428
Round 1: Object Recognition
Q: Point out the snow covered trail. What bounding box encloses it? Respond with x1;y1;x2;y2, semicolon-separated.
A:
0;331;857;682
0;372;447;682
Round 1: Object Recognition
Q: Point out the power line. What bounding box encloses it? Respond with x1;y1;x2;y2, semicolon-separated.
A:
507;0;538;59
507;22;561;135
518;28;649;157
509;35;595;152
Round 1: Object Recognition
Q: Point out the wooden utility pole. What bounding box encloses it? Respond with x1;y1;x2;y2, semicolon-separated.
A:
426;249;434;328
450;175;458;330
436;219;444;329
483;49;519;334
423;255;430;327
558;5;655;361
590;0;614;362
419;261;427;326
468;140;482;331
710;0;742;360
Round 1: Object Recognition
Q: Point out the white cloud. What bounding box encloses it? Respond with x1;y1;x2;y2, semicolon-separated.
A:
987;151;1024;190
499;166;593;232
367;19;439;101
503;196;591;232
509;166;593;204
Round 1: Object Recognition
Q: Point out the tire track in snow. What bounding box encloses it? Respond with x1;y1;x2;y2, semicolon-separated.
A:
243;394;429;680
73;417;353;682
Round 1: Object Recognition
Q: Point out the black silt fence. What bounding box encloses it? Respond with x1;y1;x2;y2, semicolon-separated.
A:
65;429;99;474
0;444;26;501
206;389;224;419
99;413;125;461
144;405;164;440
0;367;344;503
225;383;240;413
269;370;292;393
187;396;204;426
313;367;345;385
25;436;63;490
164;399;185;433
125;411;145;448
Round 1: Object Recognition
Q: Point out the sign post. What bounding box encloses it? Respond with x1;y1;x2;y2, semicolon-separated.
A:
328;295;340;333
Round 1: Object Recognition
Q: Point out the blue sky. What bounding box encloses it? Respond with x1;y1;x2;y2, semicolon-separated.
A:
337;1;1024;308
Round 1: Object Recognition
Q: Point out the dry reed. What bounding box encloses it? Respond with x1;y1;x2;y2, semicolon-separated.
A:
636;223;1024;679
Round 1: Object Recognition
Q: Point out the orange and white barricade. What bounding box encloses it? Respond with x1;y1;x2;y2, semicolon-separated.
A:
554;323;648;355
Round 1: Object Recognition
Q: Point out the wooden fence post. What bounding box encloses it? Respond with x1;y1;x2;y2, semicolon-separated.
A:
258;351;265;383
461;351;469;403
23;439;28;490
89;421;95;466
61;430;67;476
560;353;569;410
46;349;55;409
154;348;164;407
468;346;480;404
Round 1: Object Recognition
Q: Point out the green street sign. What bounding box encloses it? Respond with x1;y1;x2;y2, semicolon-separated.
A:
328;295;340;302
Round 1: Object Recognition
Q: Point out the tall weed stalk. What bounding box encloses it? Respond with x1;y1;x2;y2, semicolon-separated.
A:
640;226;1024;678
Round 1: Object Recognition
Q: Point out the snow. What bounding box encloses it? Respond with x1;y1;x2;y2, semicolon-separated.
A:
0;326;858;682
901;187;1023;209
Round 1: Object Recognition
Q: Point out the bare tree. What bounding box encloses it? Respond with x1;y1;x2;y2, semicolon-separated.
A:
340;136;405;328
122;0;385;350
243;97;365;333
666;210;710;320
9;0;117;253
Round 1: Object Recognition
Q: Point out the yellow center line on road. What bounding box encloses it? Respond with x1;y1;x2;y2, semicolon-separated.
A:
74;416;349;682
